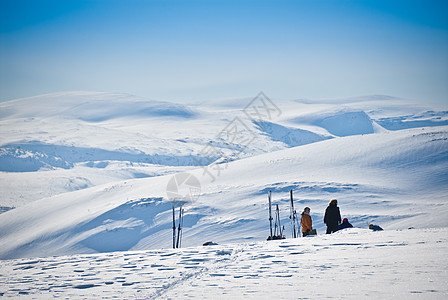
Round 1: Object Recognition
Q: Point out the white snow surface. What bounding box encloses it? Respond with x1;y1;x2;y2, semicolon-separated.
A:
0;92;447;298
0;228;447;299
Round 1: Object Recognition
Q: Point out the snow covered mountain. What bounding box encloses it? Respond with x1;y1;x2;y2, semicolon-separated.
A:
0;92;447;261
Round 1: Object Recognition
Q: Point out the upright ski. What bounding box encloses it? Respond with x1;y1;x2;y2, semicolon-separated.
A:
176;205;184;248
289;190;297;238
172;202;176;249
268;191;273;240
267;191;285;240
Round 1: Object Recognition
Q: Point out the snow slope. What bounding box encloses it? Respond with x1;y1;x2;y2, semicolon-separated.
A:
1;91;447;298
0;124;446;259
0;228;447;299
0;92;447;259
1;92;447;208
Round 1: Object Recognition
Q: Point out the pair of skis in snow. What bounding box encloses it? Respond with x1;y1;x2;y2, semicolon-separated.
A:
267;190;300;241
172;203;184;249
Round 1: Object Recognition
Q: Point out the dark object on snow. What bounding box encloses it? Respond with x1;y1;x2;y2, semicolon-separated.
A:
303;229;317;237
369;224;383;231
267;235;286;241
338;218;353;231
324;199;341;234
203;241;218;246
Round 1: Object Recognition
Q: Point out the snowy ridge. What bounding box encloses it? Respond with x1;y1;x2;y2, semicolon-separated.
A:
288;108;379;137
0;142;205;172
0;91;197;121
254;120;332;147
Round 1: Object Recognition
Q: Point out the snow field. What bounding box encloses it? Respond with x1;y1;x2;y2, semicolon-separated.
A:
0;228;446;299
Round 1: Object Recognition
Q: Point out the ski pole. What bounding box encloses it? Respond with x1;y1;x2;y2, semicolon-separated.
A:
176;204;183;248
172;202;176;249
179;208;184;248
268;191;273;239
290;190;297;238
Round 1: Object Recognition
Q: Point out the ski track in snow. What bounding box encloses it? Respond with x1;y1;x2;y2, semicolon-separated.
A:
0;228;447;299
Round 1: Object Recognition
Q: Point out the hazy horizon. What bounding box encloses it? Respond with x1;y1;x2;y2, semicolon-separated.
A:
1;0;447;104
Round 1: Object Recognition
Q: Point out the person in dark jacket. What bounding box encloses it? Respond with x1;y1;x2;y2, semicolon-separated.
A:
338;218;353;231
324;199;341;234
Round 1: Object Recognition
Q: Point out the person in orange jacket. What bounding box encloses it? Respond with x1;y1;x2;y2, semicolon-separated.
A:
301;207;313;237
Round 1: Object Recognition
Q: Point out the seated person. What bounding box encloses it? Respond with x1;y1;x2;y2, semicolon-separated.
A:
338;218;353;230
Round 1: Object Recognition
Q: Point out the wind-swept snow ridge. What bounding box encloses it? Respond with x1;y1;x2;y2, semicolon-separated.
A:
289;107;380;137
0;91;196;121
376;110;448;130
254;120;332;147
0;142;205;172
0;125;446;260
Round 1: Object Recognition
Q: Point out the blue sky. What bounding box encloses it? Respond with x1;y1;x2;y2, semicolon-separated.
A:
1;0;447;103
